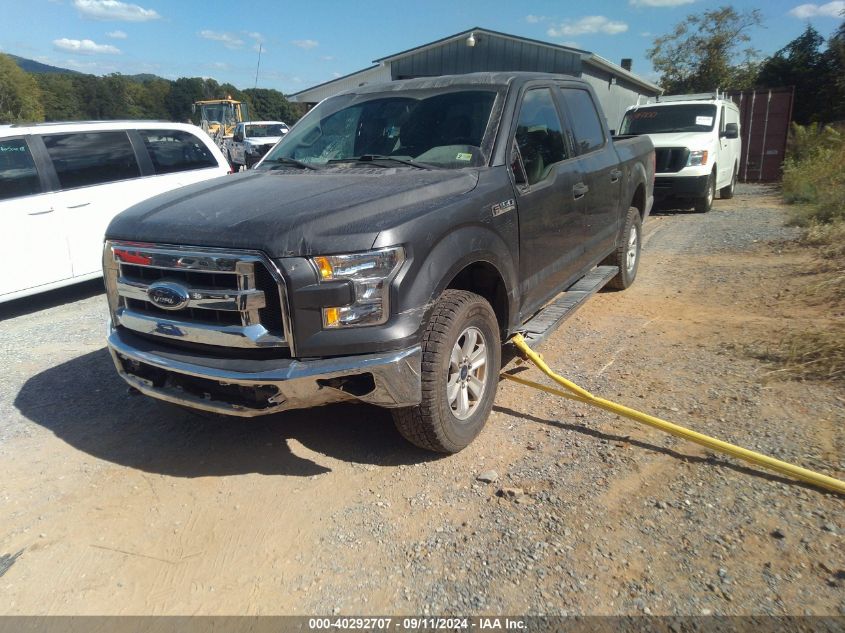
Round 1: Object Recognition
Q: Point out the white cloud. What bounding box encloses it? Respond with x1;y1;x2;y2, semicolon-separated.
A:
246;31;265;52
291;39;319;49
525;14;549;23
629;0;695;6
73;0;160;21
547;16;629;37
200;30;244;49
106;29;127;39
53;37;121;54
320;55;335;61
789;1;845;18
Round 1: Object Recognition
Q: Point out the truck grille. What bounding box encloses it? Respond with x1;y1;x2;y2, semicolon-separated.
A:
655;147;690;173
103;241;291;350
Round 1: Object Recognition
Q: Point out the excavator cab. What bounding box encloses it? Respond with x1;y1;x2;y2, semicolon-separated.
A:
193;98;249;149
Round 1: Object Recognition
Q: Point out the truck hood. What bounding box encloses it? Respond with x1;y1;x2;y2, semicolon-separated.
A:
106;167;479;257
647;131;714;150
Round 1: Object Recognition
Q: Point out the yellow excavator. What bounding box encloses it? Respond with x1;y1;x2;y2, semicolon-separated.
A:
192;97;249;152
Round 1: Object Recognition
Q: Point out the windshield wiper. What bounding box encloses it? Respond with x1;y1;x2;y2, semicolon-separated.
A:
263;157;318;171
327;155;432;170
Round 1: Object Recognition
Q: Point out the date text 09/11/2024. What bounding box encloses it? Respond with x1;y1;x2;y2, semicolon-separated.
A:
307;617;528;630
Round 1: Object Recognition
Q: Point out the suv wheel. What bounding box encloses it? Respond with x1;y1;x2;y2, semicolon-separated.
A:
603;206;642;290
694;169;716;213
392;290;501;453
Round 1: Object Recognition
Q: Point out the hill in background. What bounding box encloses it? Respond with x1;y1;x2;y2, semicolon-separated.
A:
9;54;80;75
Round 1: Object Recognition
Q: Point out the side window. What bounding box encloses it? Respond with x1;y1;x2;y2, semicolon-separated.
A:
0;138;42;201
42;132;140;190
561;89;606;154
514;88;568;186
138;129;218;175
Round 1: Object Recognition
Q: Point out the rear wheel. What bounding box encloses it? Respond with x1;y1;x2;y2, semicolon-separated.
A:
694;170;716;213
392;290;501;453
603;206;642;290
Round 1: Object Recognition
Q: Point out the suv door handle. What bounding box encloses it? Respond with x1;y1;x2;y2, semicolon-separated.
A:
67;202;91;209
610;169;622;183
573;183;589;199
28;208;54;216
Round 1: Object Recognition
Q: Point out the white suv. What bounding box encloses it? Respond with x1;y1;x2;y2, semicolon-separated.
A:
0;121;230;302
620;96;741;212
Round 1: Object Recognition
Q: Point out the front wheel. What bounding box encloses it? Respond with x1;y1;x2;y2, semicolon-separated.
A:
694;170;716;213
603;206;642;290
392;290;501;453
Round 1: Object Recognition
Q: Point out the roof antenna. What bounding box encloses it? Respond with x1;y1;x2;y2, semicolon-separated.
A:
254;43;262;90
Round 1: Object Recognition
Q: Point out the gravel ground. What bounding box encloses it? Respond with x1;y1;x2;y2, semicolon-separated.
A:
0;184;842;616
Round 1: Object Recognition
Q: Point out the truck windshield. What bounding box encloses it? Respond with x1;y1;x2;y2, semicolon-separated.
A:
246;124;287;137
620;104;718;134
262;89;498;169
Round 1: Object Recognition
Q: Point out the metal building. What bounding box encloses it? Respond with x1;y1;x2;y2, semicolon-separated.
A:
289;27;661;129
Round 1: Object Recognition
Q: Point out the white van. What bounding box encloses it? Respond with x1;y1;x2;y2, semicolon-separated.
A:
620;95;741;212
0;121;230;302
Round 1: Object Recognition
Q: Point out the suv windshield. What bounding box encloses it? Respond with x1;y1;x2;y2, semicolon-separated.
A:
246;124;287;137
262;88;499;169
620;104;717;134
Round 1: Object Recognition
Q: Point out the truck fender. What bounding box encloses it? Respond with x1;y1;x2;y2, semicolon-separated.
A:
394;225;519;332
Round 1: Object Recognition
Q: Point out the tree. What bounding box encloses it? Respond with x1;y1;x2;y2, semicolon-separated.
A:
0;53;44;122
242;88;304;123
648;6;763;94
36;73;84;121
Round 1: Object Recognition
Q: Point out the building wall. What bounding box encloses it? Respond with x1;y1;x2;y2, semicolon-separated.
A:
580;65;658;131
290;64;392;105
389;35;581;79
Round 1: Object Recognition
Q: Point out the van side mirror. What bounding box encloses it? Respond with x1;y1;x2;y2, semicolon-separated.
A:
722;123;739;139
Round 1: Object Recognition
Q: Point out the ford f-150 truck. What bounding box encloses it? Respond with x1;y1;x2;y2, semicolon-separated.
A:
103;72;655;453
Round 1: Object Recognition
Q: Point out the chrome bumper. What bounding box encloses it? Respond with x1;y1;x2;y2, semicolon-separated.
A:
107;325;422;417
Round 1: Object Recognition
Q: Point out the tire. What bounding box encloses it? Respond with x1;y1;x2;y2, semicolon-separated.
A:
720;164;737;199
392;290;501;453
694;169;716;213
227;151;237;172
603;206;642;291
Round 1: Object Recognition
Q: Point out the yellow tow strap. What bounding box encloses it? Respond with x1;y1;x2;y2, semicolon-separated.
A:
504;334;845;495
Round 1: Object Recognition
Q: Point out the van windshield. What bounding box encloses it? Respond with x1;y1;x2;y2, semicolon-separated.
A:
261;88;499;169
620;104;717;134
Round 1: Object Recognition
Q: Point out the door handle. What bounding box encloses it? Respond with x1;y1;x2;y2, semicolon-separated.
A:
573;183;589;199
610;169;622;183
28;208;54;216
67;202;91;209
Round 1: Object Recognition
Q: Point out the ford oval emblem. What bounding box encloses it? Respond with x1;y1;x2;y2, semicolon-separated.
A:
147;281;191;311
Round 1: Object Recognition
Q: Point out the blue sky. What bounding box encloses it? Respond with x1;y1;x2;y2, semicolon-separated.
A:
2;0;843;94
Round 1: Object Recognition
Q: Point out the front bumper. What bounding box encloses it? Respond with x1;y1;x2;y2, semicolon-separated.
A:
654;174;710;199
108;325;422;417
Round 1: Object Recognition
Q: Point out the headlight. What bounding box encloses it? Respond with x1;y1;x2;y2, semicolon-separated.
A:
687;150;708;166
311;246;405;328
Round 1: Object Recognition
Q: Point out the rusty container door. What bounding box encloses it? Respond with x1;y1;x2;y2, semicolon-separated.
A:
727;88;794;183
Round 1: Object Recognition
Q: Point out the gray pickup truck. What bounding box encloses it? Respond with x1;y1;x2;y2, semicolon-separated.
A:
103;72;654;453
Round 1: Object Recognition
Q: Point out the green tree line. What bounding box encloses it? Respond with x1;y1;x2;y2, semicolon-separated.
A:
649;6;845;124
0;52;305;125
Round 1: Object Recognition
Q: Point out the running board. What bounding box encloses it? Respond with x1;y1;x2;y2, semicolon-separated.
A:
519;266;619;347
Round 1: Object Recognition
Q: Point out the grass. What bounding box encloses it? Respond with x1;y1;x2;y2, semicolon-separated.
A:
770;123;845;382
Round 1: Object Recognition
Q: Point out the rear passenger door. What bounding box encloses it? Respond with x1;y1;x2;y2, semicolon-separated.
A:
134;128;224;189
37;130;143;278
512;86;585;318
558;86;622;261
0;136;73;297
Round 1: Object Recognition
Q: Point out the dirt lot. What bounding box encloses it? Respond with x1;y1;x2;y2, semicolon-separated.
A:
0;184;842;616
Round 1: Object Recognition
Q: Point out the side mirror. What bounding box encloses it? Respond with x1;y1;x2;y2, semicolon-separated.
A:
609;129;617;136
722;123;739;139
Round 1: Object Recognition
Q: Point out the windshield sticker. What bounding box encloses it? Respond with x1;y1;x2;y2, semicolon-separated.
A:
455;152;472;161
696;116;714;126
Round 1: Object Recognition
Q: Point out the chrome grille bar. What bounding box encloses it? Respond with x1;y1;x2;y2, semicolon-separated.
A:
116;277;266;312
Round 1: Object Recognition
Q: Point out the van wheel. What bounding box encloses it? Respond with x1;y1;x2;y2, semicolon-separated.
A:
227;151;237;171
603;206;642;290
694;170;716;213
720;164;737;199
392;290;501;453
